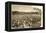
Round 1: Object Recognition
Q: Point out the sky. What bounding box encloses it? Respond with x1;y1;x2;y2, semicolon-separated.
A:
11;4;43;12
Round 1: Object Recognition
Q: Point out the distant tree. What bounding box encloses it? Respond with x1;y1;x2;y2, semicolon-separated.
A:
33;8;41;15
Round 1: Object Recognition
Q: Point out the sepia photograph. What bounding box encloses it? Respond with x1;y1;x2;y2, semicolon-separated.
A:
5;2;45;31
11;4;43;29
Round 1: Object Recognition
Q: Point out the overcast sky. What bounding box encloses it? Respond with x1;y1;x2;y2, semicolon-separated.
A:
11;4;43;12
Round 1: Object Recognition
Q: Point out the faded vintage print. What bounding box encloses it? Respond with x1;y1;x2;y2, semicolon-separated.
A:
11;5;43;29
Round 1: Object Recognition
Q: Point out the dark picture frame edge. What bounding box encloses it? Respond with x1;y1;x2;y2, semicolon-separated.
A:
5;1;45;32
